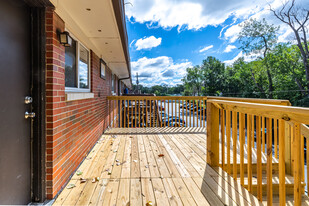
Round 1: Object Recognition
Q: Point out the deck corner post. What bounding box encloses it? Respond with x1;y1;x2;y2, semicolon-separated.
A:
206;101;220;167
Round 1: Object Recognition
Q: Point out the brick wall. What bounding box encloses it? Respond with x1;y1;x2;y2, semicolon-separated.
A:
45;8;119;199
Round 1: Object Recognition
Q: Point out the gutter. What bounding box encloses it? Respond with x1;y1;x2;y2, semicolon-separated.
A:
112;0;133;87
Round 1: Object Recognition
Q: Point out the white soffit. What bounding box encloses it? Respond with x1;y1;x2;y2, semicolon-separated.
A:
50;0;129;80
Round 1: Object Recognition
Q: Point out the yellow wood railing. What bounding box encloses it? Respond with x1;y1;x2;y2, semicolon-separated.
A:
207;99;309;206
107;96;207;128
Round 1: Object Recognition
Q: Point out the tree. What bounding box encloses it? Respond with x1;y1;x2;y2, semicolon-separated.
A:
182;66;203;96
270;0;309;94
200;56;225;96
238;18;279;98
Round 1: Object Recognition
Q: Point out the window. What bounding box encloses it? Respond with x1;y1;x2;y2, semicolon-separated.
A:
111;74;115;93
65;37;90;92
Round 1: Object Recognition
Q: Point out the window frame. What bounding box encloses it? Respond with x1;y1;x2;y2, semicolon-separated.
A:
65;32;91;93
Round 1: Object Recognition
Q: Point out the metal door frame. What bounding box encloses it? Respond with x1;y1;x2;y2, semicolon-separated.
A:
25;0;53;202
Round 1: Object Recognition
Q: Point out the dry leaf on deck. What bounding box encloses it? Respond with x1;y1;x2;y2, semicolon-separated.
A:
66;184;76;189
76;170;83;176
146;201;153;206
158;154;164;157
80;178;86;183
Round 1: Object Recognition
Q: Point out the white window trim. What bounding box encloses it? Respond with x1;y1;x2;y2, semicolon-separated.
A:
64;31;91;93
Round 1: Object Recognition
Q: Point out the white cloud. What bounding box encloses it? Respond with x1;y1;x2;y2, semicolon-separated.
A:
199;45;213;53
222;0;308;44
223;51;260;65
224;24;242;43
224;45;237;53
135;36;162;50
131;56;192;86
125;0;268;31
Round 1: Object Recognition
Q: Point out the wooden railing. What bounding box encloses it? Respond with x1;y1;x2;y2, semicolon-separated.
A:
207;99;309;205
107;96;207;128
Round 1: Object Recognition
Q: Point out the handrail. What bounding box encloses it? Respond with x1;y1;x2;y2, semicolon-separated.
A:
207;99;309;205
208;99;309;124
207;96;291;106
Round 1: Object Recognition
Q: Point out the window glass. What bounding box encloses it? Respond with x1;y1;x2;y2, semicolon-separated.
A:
79;45;89;89
65;39;77;87
111;74;115;92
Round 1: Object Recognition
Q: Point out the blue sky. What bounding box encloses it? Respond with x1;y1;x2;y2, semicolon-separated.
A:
124;0;305;87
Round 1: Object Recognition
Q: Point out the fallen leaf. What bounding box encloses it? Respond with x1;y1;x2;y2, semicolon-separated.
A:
133;160;138;163
146;201;153;206
129;136;133;138
96;177;100;181
80;178;86;183
76;170;83;176
92;178;96;183
66;184;76;189
158;154;164;157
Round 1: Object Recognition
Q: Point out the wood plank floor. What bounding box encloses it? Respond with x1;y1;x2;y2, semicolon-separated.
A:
53;128;262;206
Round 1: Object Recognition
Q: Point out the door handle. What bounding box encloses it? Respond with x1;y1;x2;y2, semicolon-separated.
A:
25;111;35;119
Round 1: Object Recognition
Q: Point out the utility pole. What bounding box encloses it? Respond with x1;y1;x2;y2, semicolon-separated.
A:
136;72;140;94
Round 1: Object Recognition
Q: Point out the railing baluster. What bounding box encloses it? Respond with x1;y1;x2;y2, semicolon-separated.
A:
120;100;122;128
307;136;309;193
150;100;153;127
171;99;173;127
262;117;265;153
301;134;304;183
168;99;170;127
226;110;231;174
189;100;191;127
279;119;286;206
131;100;133;128
161;99;163;127
182;100;184;127
178;99;180;127
193;100;195;127
221;109;225;171
195;100;198;127
240;113;245;186
200;100;202;127
124;100;127;128
203;100;206;128
267;117;273;205
247;114;252;192
257;116;262;201
294;123;301;206
134;99;136;127
146;100;148;127
275;119;278;158
232;111;237;179
138;100;140;128
108;99;111;127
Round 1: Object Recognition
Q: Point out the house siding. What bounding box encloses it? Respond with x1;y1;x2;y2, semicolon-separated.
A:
45;8;119;199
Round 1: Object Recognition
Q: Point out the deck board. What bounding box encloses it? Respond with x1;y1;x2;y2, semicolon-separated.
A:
53;127;263;206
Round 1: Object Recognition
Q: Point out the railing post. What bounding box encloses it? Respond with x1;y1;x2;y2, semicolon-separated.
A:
206;101;220;167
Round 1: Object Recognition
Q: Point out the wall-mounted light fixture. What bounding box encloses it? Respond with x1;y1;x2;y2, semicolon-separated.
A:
59;31;72;47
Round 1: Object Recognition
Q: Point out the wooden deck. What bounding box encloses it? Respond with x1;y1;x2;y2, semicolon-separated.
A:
53;127;263;206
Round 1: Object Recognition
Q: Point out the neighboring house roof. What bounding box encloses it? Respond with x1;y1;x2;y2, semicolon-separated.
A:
50;0;132;87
